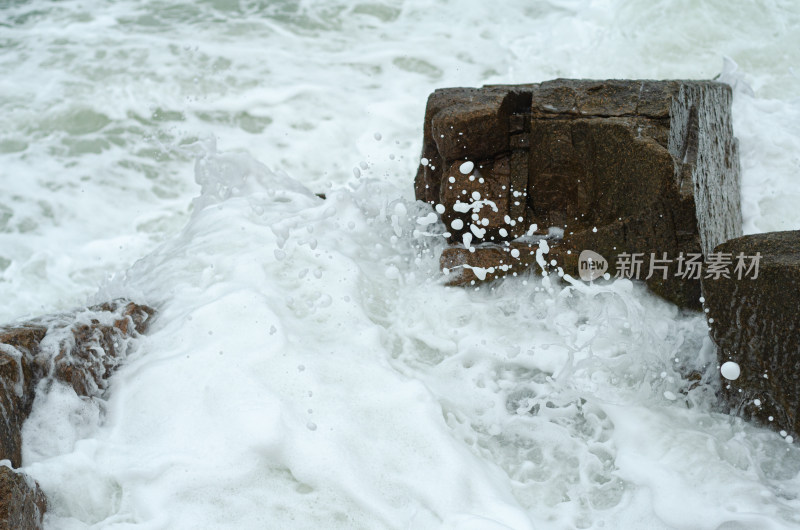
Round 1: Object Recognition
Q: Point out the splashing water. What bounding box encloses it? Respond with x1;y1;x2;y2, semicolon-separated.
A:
15;145;800;529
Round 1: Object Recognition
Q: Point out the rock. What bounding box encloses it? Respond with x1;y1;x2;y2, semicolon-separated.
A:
0;325;44;475
45;301;154;397
0;300;154;466
0;300;153;527
415;87;532;240
0;466;47;530
702;230;800;440
415;80;743;308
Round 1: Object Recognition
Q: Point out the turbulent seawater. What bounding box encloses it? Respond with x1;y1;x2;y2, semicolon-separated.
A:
2;0;800;528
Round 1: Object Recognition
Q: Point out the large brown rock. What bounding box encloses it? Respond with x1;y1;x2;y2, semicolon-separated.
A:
416;80;743;308
703;230;800;440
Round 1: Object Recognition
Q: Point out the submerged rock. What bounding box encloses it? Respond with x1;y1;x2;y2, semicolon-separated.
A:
0;300;153;528
416;79;742;308
0;325;44;475
703;230;800;441
0;300;153;467
0;466;47;530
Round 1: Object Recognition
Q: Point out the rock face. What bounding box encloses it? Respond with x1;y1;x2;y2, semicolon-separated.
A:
703;230;800;440
415;80;743;308
0;300;154;467
0;466;47;530
0;326;43;478
0;300;154;529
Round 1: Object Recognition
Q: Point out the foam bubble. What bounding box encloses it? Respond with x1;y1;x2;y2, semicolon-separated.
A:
721;361;741;381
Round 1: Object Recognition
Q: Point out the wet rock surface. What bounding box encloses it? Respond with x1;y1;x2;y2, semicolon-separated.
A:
416;79;743;308
0;300;153;528
440;240;540;285
703;230;800;440
0;300;154;467
0;326;44;477
0;466;47;530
